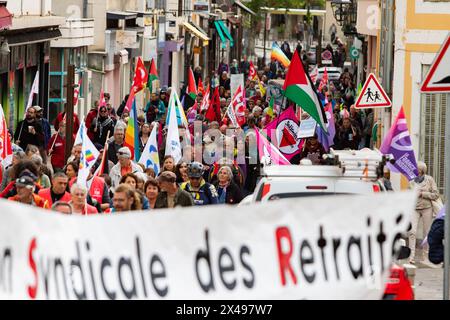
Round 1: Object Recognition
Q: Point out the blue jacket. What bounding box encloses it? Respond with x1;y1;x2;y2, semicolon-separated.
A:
181;180;219;206
428;217;444;264
41;118;52;148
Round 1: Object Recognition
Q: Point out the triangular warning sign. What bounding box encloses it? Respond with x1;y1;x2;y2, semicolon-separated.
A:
421;33;450;93
279;126;297;147
355;73;391;109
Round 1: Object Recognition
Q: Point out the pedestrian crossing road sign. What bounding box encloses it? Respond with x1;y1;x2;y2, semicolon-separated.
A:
421;33;450;93
355;73;392;109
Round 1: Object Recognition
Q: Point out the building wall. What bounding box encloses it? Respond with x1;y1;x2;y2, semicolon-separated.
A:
392;0;450;192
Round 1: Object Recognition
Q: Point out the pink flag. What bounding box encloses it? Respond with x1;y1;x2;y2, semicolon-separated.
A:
318;67;328;92
264;106;301;161
74;78;82;108
255;129;290;166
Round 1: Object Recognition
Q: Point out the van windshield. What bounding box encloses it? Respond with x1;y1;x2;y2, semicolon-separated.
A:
268;192;351;200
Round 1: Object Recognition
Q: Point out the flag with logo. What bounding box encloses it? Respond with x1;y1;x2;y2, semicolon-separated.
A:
199;85;211;112
125;57;149;112
380;106;419;180
165;92;182;164
26;71;39;113
316;102;336;151
225;85;246;127
123;98;140;161
249;61;257;80
139;122;160;175
318;67;328;92
264;106;301;161
77;122;100;188
283;50;327;132
0;105;13;168
255;129;290;166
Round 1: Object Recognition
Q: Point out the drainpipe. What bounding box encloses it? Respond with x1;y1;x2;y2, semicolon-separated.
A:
83;0;88;18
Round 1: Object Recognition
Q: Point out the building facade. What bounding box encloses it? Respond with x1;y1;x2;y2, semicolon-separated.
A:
0;0;64;129
392;0;450;194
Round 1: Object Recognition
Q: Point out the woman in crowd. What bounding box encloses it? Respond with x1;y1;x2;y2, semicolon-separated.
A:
213;166;243;205
175;161;189;184
30;154;51;189
408;161;440;264
69;183;98;215
119;173;149;209
65;161;79;182
1;150;26;191
139;122;151;154
0;160;40;198
162;155;176;173
144;178;159;209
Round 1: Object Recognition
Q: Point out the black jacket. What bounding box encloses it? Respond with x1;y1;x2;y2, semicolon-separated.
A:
154;189;194;208
428;217;444;264
14;119;44;150
108;141;123;165
214;182;243;205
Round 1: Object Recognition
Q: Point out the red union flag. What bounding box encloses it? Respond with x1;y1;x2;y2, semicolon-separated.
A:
248;61;257;80
226;85;246;127
0;105;13;168
200;85;210;111
131;57;148;94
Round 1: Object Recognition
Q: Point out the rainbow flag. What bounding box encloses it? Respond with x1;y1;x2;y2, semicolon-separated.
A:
271;42;290;68
85;150;95;163
124;98;140;161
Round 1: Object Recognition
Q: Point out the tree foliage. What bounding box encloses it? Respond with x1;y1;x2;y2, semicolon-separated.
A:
246;0;325;16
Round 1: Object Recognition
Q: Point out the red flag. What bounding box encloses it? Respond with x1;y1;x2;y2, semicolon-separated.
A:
131;57;148;94
0;106;12;168
198;77;204;95
205;87;222;124
200;85;210;112
74;78;82;108
248;61;257;80
225;85;246;127
318;67;328;92
94;140;109;177
98;89;106;109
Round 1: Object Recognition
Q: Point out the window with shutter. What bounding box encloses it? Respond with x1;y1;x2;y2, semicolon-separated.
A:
420;64;447;197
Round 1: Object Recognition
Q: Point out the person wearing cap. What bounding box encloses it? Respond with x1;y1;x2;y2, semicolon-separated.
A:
8;171;49;209
34;106;52;150
154;171;193;208
14;106;45;152
180;162;219;206
38;171;71;208
110;146;144;192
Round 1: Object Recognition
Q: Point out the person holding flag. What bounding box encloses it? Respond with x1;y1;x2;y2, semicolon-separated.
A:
77;121;100;190
14;106;45;152
139;121;160;176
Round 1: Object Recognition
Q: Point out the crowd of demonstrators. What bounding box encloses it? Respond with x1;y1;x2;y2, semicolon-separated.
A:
2;51;386;214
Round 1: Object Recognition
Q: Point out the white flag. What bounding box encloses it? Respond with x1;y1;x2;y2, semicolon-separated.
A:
77;122;100;189
165;92;182;164
26;71;39;112
139;122;160;175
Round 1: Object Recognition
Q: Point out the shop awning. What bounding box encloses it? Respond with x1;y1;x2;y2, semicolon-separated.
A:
214;20;234;48
6;29;62;46
0;5;12;29
233;0;256;16
107;11;138;20
183;21;210;46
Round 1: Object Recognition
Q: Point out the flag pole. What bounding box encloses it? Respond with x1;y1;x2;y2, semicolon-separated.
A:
444;92;450;300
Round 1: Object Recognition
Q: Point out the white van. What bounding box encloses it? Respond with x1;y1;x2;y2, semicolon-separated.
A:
240;149;387;204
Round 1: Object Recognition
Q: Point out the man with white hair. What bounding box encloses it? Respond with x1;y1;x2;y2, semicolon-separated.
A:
108;123;126;164
110;146;145;192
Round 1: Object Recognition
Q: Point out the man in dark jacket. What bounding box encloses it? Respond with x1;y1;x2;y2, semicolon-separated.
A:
155;171;193;208
181;162;219;206
14;106;45;151
35;106;51;149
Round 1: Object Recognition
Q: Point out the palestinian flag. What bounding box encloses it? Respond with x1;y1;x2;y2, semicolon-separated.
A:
185;67;197;109
147;58;158;94
283;50;328;132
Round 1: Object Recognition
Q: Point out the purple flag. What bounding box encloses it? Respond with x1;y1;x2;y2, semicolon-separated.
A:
316;102;335;151
380;106;419;180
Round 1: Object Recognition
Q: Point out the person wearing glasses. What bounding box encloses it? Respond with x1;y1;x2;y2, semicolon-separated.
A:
91;106;116;146
180;162;219;206
110;147;145;192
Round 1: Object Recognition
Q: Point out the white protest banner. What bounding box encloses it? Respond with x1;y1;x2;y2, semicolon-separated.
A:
297;117;317;138
230;73;244;99
0;192;415;300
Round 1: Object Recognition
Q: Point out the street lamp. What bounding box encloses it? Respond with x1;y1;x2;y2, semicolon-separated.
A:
331;0;358;35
